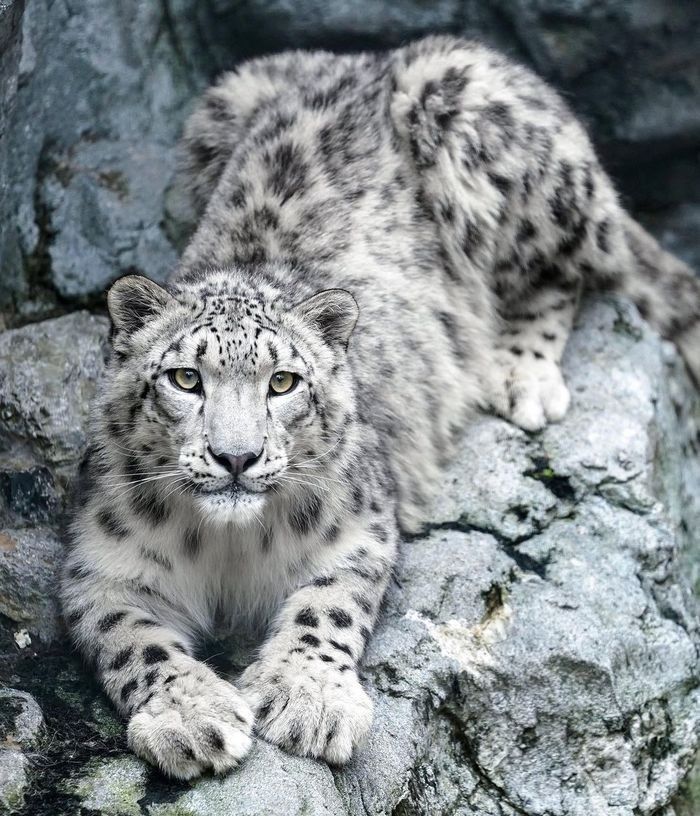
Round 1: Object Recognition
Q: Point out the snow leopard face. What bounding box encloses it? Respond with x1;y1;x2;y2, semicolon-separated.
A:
102;268;358;525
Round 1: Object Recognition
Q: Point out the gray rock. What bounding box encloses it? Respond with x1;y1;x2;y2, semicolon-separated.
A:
0;526;63;640
0;311;108;468
1;0;698;324
0;687;44;747
0;750;27;814
0;688;43;813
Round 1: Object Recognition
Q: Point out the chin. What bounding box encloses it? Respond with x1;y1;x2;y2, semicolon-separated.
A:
194;485;267;526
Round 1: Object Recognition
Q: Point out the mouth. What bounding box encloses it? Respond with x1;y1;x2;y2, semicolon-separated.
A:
192;480;269;500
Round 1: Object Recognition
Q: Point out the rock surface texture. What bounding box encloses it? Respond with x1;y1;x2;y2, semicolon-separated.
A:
0;298;698;815
1;0;699;324
0;0;699;813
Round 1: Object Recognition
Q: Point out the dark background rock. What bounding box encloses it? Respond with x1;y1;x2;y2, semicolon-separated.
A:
0;0;699;326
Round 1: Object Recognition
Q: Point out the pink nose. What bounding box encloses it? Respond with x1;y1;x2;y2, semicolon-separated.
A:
209;448;262;476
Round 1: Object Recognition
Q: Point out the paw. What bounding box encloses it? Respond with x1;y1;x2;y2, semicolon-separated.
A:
127;664;253;779
240;651;372;764
486;349;570;431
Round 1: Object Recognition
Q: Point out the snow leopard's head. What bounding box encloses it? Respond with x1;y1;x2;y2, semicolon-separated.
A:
98;266;358;525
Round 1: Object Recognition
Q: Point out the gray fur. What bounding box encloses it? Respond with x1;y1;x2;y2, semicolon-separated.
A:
61;35;700;779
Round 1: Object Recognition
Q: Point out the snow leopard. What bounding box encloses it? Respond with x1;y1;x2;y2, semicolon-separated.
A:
61;35;700;779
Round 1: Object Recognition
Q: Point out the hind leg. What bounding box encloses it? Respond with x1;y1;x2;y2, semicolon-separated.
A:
485;286;579;431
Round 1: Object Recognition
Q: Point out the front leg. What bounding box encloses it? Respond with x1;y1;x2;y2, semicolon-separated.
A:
61;546;253;779
486;285;579;431
239;520;396;764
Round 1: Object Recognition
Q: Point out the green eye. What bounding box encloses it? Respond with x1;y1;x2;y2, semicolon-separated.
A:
269;371;298;395
169;368;201;392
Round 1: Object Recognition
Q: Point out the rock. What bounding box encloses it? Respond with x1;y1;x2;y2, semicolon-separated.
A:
0;750;27;814
1;1;698;324
0;687;44;747
0;688;44;813
0;297;696;815
0;311;108;468
0;527;63;641
70;757;146;816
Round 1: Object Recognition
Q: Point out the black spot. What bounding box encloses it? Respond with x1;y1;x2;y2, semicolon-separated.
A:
109;647;133;671
360;626;371;642
205;726;225;751
140;547;173;571
510;347;523;356
98;611;127;632
351;592;373;615
183;528;201;559
542;332;557;342
133;617;159;628
462;219;484;259
144;669;159;687
328;639;353;658
143;645;169;664
300;633;320;647
487;171;512;195
120;679;138;702
322;524;340;545
516;219;537;242
295;607;319;627
96;507;131;540
313;575;335;587
289;492;322;536
131;488;170;526
328;608;352;628
268;141;309;205
319;654;334;663
351;485;364;514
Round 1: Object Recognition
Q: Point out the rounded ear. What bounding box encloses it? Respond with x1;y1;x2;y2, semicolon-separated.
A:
293;289;359;349
107;275;174;335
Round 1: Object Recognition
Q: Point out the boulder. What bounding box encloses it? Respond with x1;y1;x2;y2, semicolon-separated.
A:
0;688;43;813
0;297;697;814
0;0;698;324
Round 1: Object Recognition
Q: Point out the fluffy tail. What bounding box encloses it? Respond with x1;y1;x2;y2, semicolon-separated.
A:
614;215;700;385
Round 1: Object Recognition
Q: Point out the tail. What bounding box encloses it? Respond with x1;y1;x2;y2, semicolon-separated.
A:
612;214;700;385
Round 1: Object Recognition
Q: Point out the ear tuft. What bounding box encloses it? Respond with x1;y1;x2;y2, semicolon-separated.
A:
293;289;359;349
107;275;173;335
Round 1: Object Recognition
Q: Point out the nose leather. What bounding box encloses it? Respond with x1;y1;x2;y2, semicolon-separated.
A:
209;448;262;476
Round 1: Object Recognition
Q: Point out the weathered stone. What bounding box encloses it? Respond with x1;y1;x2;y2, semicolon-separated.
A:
0;688;44;747
0;527;63;640
0;688;43;813
0;311;108;467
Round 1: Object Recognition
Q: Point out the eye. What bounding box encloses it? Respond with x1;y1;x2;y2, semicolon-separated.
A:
269;371;298;395
168;368;201;392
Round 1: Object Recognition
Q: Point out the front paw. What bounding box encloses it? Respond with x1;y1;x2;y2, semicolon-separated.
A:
127;664;253;779
240;651;372;764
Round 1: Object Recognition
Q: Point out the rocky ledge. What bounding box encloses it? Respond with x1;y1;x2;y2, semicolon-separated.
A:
0;296;698;815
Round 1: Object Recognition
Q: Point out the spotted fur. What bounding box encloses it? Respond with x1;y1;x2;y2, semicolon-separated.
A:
62;35;699;779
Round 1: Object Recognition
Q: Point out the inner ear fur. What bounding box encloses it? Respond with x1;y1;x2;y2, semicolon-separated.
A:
107;275;174;335
293;288;359;349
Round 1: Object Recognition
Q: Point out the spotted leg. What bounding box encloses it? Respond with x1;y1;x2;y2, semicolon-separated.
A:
62;552;253;780
239;520;396;764
485;285;579;431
